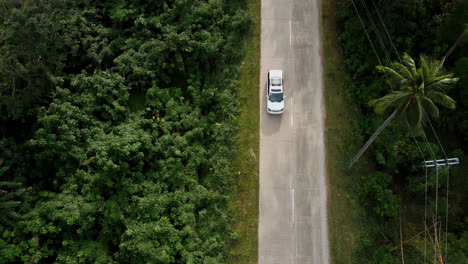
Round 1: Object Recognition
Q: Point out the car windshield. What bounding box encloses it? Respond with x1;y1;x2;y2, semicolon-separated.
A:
269;92;284;102
271;77;282;86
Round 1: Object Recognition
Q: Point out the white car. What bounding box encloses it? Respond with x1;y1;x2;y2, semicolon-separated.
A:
267;70;285;114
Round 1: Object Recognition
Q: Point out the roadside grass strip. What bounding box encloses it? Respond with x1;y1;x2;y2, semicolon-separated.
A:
322;1;363;263
228;0;260;263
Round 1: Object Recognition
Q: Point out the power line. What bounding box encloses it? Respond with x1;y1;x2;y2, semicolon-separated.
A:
408;127;429;263
349;0;433;169
424;108;451;262
356;3;440;262
370;0;401;62
445;165;450;262
368;0;450;163
349;1;458;263
435;166;439;264
369;0;450;163
421;129;437;264
365;1;458;262
347;0;428;169
359;0;392;65
352;0;459;255
424;165;428;263
350;0;381;67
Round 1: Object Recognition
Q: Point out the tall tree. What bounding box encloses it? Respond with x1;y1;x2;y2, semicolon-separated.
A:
349;54;458;168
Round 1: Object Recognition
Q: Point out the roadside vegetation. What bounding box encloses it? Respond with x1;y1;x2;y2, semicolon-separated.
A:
228;0;260;263
321;1;364;262
0;0;253;263
324;0;467;262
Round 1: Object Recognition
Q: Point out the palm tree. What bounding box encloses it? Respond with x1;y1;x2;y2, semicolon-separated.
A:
348;54;459;168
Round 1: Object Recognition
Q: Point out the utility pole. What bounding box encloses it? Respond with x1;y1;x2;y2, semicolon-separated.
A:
424;158;460;168
423;157;459;264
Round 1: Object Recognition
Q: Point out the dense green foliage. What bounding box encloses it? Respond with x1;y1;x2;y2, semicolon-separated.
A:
0;0;252;263
349;54;458;168
371;54;458;131
336;0;467;262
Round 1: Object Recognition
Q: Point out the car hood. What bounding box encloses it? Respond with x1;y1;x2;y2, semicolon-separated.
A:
267;100;284;111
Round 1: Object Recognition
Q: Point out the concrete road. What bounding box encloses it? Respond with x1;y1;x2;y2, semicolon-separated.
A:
258;0;329;263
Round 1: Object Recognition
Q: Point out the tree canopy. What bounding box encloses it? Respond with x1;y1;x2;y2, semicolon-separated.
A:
371;54;458;132
336;0;468;262
0;0;252;263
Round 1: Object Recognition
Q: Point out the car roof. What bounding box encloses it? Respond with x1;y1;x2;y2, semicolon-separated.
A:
269;86;283;92
269;70;283;78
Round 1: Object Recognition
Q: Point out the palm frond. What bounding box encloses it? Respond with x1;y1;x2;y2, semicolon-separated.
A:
422;97;440;119
426;90;456;110
416;68;424;85
402;53;416;73
420;56;431;84
2;188;26;201
416;95;424;128
369;91;410;115
0;181;21;188
393;62;413;87
376;65;406;90
399;94;413;113
432;59;445;75
429;73;456;82
426;76;460;92
0;200;21;208
404;96;425;131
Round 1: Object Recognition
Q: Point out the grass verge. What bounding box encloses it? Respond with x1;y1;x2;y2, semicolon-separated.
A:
321;0;363;263
228;0;260;263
